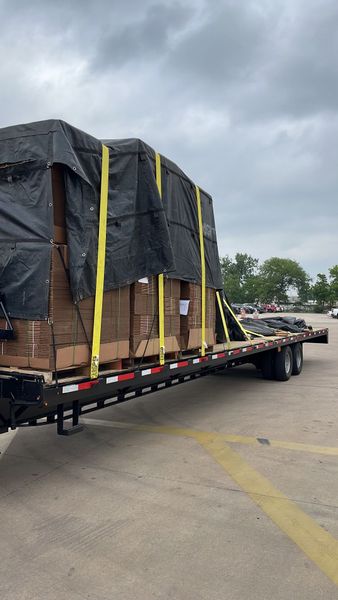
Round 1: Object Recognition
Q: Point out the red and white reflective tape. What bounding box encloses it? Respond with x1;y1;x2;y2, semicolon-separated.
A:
105;375;118;384
62;380;99;394
106;372;135;384
169;360;189;370
211;352;226;360
240;346;253;354
141;366;164;377
193;356;209;364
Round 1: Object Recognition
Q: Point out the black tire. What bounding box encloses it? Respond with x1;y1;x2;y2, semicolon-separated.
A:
292;343;303;376
274;346;293;381
261;351;275;380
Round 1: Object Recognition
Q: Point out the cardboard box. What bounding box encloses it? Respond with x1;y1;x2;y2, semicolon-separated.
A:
0;245;130;371
130;276;181;357
0;341;130;371
180;283;216;350
131;336;180;358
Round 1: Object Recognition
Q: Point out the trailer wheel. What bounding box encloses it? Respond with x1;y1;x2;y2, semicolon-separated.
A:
261;351;275;380
274;346;293;381
292;343;303;376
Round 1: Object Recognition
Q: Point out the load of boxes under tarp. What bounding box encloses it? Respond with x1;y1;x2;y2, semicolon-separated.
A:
0;119;226;374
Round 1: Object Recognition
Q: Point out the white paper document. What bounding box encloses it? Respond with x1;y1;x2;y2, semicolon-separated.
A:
180;299;190;316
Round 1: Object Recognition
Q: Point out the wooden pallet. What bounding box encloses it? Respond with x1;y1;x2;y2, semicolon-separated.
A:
123;351;181;369
0;358;125;385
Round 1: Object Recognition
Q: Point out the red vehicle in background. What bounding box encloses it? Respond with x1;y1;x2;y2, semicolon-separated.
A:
262;303;278;313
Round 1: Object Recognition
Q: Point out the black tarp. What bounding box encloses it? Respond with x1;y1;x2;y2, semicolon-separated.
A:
239;318;277;337
103;139;222;290
0;120;223;320
259;317;311;333
216;292;247;342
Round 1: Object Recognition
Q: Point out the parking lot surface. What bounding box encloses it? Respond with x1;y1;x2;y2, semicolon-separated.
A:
0;313;337;600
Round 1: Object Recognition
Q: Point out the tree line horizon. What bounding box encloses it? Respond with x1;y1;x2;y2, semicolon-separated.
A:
220;254;338;307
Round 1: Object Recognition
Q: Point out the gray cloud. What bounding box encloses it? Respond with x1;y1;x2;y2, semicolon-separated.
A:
91;3;194;69
0;0;337;277
168;1;271;92
241;1;338;121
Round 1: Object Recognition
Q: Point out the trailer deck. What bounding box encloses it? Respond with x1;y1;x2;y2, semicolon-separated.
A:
0;326;328;436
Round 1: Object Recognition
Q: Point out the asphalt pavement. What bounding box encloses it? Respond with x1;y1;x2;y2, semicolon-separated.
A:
0;312;337;600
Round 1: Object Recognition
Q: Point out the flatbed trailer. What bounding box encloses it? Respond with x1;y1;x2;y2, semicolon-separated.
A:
0;327;328;436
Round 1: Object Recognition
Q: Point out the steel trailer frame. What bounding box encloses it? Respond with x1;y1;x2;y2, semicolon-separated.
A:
0;328;328;436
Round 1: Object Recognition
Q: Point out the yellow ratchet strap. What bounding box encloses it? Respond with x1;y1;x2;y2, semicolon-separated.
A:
196;185;206;356
216;291;231;349
156;153;165;365
90;144;109;379
223;298;251;342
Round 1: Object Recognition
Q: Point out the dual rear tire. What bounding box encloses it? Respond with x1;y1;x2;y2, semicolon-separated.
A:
261;343;303;381
291;342;303;376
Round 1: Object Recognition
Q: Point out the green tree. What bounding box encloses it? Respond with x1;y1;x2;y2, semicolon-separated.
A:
312;273;331;307
232;253;258;285
242;274;263;304
329;265;338;303
220;256;241;301
220;253;259;303
258;257;310;304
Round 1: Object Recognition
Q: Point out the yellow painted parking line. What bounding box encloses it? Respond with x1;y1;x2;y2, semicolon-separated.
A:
218;434;338;457
84;417;338;585
199;434;338;587
83;418;338;457
83;418;338;585
82;418;197;439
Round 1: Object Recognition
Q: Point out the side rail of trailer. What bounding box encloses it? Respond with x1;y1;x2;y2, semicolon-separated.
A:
0;328;328;436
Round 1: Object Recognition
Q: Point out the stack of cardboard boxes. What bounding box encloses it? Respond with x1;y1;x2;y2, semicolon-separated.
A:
0;164;217;372
130;277;181;357
180;283;216;350
0;244;130;370
0;165;130;370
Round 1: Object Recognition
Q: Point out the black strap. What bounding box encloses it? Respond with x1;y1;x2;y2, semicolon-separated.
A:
136;311;157;370
50;320;59;387
55;245;91;351
0;296;15;340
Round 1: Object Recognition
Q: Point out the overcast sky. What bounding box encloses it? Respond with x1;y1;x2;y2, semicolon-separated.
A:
1;0;337;277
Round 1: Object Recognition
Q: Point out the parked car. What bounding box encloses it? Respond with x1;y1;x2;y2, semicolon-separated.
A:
242;304;256;314
262;303;278;313
252;304;264;313
242;304;262;314
231;303;242;315
232;303;264;315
